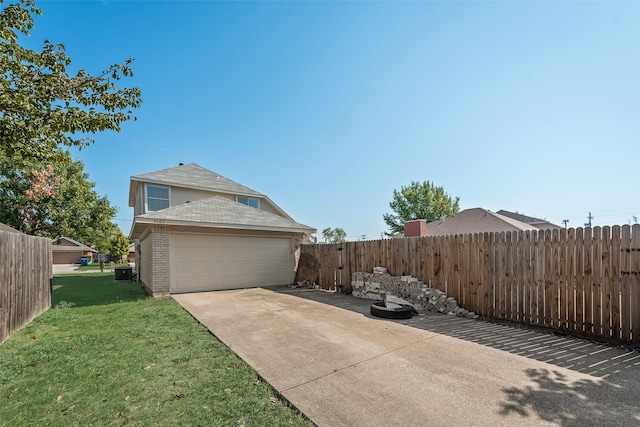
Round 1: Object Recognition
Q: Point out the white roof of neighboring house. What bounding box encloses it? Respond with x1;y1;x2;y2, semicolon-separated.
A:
131;195;315;236
424;208;539;236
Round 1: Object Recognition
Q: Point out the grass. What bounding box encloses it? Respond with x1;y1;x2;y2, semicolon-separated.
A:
0;273;311;427
75;262;129;272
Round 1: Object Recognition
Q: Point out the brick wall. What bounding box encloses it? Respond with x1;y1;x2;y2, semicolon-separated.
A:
150;226;170;295
140;226;171;297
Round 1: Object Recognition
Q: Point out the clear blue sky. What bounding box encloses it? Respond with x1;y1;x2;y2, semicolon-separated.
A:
22;0;640;240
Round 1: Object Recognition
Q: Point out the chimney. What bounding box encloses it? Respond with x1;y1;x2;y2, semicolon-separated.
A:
403;219;427;237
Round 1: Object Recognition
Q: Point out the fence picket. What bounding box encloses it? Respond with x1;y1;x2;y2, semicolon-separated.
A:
566;228;576;332
486;232;496;318
558;228;568;330
601;226;612;338
592;227;603;336
583;227;594;334
631;224;640;342
610;225;621;339
620;225;632;340
535;230;545;327
575;228;585;332
522;230;532;324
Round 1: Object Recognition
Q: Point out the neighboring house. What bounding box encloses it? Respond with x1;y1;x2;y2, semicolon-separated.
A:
128;163;316;296
496;210;562;230
52;237;94;264
127;243;135;263
395;208;540;238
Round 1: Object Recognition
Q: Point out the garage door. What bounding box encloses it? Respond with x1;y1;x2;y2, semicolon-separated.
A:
170;233;292;293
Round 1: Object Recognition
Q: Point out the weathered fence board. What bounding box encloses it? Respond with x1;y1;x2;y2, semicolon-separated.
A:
301;225;640;344
631;224;640;341
0;231;52;342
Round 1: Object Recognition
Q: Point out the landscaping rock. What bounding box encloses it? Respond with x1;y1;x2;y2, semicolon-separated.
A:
352;271;479;319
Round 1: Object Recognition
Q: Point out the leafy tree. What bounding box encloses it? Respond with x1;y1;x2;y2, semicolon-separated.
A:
0;153;118;252
321;227;347;243
383;181;460;235
0;0;141;163
110;228;130;263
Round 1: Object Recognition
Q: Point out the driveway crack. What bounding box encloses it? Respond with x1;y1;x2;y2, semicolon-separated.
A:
282;334;441;392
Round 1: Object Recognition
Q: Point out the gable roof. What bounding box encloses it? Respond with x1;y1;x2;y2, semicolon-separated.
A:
130;195;316;238
424;208;539;236
52;237;94;252
128;163;264;207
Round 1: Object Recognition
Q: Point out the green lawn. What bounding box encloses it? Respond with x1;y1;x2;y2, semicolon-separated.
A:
0;274;311;426
75;262;129;272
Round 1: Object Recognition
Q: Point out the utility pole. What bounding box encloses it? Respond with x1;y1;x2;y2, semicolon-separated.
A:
562;219;569;229
584;212;593;228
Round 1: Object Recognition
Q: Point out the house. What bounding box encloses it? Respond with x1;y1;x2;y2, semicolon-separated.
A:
496;210;562;230
52;237;94;264
396;208;541;237
127;242;135;263
128;163;316;296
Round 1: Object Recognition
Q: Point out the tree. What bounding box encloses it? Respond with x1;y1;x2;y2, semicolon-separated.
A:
0;0;142;163
383;180;460;235
110;228;129;263
0;153;118;252
321;227;347;243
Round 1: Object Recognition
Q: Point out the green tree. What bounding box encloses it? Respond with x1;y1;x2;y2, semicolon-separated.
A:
110;228;130;263
383;181;460;235
321;227;347;243
0;0;141;163
0;153;118;252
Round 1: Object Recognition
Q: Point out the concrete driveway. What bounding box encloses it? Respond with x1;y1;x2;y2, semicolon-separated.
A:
173;287;640;427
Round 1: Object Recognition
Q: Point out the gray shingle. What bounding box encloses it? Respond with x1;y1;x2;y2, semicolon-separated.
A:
132;163;263;197
138;196;315;233
424;208;539;236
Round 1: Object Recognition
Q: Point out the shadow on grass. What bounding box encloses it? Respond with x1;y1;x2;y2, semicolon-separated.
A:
499;367;640;426
52;273;147;308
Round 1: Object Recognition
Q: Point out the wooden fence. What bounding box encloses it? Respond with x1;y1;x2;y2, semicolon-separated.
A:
300;225;640;344
0;230;52;342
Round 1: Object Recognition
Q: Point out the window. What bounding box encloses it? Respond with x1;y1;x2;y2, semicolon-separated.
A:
237;196;259;209
147;185;169;211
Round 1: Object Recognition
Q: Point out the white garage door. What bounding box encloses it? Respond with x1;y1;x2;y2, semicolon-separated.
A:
170;233;292;293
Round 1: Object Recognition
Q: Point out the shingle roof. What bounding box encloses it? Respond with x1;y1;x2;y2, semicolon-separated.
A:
133;196;315;235
424;208;539;236
52;237;94;252
129;163;263;206
496;209;562;230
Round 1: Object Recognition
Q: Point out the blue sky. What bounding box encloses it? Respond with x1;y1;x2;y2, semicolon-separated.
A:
22;0;640;240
